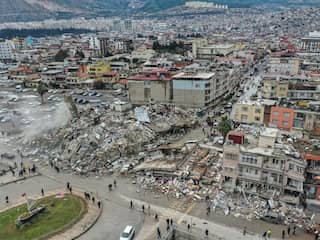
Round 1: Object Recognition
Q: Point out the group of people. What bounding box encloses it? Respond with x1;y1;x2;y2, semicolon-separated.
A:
261;226;297;239
7;162;37;177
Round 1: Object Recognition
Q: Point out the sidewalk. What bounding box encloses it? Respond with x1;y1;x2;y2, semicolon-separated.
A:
0;172;40;186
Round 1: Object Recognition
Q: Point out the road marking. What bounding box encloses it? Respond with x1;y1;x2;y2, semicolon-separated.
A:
177;202;196;225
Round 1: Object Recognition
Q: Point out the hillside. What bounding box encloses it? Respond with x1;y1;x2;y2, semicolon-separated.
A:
0;0;318;23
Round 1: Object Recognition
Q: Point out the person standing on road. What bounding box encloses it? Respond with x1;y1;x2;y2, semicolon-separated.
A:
205;229;209;238
293;226;296;235
5;196;9;204
155;214;158;221
142;204;145;213
41;188;44;196
267;229;272;238
130;200;133;209
113;179;117;188
187;224;191;232
282;230;286;239
157;227;161;239
170;219;173;226
243;226;247;236
287;226;291;236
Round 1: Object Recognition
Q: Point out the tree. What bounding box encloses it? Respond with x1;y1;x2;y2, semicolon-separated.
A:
93;80;105;90
54;49;69;62
37;81;48;104
218;116;232;143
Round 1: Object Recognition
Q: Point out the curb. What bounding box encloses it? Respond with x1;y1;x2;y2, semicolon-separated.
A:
0;172;41;187
73;198;103;240
0;189;103;240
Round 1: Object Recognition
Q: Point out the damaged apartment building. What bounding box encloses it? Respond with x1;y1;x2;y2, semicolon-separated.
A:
127;62;242;108
222;127;306;197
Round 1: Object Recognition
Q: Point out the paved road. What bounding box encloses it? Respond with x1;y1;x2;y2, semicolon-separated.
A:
0;173;142;240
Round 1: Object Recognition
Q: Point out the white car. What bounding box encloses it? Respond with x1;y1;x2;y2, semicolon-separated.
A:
120;226;135;240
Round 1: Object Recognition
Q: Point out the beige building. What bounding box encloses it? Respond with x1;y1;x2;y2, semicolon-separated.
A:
261;78;289;99
269;57;300;75
233;99;276;125
128;70;173;104
223;128;306;195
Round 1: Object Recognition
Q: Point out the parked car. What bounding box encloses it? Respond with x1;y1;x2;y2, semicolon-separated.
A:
120;226;135;240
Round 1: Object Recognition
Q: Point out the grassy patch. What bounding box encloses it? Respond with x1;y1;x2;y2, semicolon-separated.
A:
0;194;87;240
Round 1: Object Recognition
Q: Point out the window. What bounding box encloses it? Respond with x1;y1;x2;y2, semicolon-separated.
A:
289;163;294;170
241;114;248;121
242;107;248;111
282;121;289;126
255;169;258;175
255;117;261;121
195;84;200;88
273;111;279;116
255;108;261;114
283;112;290;118
271;120;278;125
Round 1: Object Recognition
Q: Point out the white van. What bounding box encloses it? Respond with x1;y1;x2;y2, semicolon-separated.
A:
120;225;135;240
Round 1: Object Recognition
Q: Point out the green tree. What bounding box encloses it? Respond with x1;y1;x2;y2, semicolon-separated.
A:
37;81;48;104
54;49;69;62
218;116;233;143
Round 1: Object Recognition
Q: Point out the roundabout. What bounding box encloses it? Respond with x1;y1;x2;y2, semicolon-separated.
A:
0;190;100;240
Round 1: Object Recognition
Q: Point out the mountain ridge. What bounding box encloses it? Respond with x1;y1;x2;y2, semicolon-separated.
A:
0;0;318;23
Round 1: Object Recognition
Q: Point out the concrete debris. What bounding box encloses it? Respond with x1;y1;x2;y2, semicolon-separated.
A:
22;104;197;176
210;190;315;230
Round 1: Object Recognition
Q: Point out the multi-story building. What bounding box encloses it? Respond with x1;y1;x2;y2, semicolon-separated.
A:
192;39;234;59
128;69;173;104
223;128;306;196
87;61;111;79
288;84;320;100
269;106;294;131
261;75;320;100
293;109;320;134
301;32;320;54
233;99;276;125
172;72;216;108
269;57;300;75
261;77;289;99
304;154;320;200
0;39;15;60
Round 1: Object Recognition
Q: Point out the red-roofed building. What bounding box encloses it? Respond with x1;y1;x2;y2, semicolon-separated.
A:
101;71;119;84
128;69;173;104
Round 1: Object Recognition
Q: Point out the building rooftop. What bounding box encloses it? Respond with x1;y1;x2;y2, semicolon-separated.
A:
261;127;279;138
172;72;215;80
238;99;277;106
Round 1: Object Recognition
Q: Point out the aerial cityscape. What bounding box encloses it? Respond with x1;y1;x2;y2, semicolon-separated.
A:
0;1;320;240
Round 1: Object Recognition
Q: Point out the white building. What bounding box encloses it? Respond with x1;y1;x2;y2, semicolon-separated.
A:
192;39;234;59
0;39;15;60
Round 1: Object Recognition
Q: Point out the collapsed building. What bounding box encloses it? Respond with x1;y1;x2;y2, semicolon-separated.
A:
23;104;198;176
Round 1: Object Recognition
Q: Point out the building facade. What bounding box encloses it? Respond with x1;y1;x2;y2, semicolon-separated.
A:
269;57;300;75
172;72;216;108
223;128;306;195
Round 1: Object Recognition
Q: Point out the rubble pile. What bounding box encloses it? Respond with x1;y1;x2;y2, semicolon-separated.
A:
211;190;315;229
22;104;197;176
134;145;223;201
